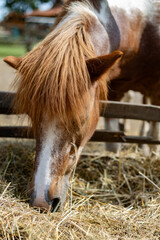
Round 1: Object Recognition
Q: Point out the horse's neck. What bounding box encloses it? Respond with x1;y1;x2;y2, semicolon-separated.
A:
56;0;151;55
92;0;152;54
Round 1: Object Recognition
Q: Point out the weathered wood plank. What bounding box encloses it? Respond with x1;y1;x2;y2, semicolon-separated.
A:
0;126;33;138
0;91;14;114
90;130;160;144
0;92;160;122
102;101;160;122
0;127;160;145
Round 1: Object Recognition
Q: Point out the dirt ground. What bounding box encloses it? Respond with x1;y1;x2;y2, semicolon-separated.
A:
0;59;29;127
0;58;16;92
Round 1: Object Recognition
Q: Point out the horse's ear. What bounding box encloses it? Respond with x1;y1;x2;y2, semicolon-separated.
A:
3;56;22;69
86;51;123;82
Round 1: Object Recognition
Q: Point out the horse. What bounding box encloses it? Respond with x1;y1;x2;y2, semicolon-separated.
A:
4;0;159;211
106;0;160;154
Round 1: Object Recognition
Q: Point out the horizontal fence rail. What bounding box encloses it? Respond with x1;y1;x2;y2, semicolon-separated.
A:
1;92;160;121
1;127;160;145
0;92;14;114
101;101;160;122
0;91;160;144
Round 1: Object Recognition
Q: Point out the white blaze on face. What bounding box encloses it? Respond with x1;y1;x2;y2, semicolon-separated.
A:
33;118;83;207
33;120;62;204
32;113;87;208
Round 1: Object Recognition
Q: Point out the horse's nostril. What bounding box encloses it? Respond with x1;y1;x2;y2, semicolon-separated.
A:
50;198;61;212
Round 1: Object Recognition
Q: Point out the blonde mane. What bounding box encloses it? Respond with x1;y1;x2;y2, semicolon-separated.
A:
14;2;107;134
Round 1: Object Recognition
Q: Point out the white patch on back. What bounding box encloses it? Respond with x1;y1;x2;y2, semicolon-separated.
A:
107;0;152;16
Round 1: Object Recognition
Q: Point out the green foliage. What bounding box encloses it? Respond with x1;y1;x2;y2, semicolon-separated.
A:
5;0;53;13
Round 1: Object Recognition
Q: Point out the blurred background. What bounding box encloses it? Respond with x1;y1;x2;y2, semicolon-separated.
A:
0;0;65;91
0;0;65;57
0;0;65;126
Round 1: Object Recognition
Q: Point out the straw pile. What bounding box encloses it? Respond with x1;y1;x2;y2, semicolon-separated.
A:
0;141;160;239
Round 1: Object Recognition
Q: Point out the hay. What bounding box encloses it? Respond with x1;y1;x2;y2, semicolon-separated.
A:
0;141;160;239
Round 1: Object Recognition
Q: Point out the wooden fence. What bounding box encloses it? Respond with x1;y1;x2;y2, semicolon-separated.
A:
1;91;160;144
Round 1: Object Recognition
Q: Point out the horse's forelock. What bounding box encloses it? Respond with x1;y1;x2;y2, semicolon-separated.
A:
14;6;106;135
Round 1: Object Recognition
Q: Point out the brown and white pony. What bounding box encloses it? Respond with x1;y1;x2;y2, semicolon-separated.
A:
4;0;159;211
106;0;160;153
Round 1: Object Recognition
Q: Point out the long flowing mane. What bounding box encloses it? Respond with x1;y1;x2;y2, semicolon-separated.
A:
14;2;107;134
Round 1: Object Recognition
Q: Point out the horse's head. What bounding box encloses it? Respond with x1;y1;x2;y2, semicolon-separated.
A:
4;51;122;211
4;1;124;211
